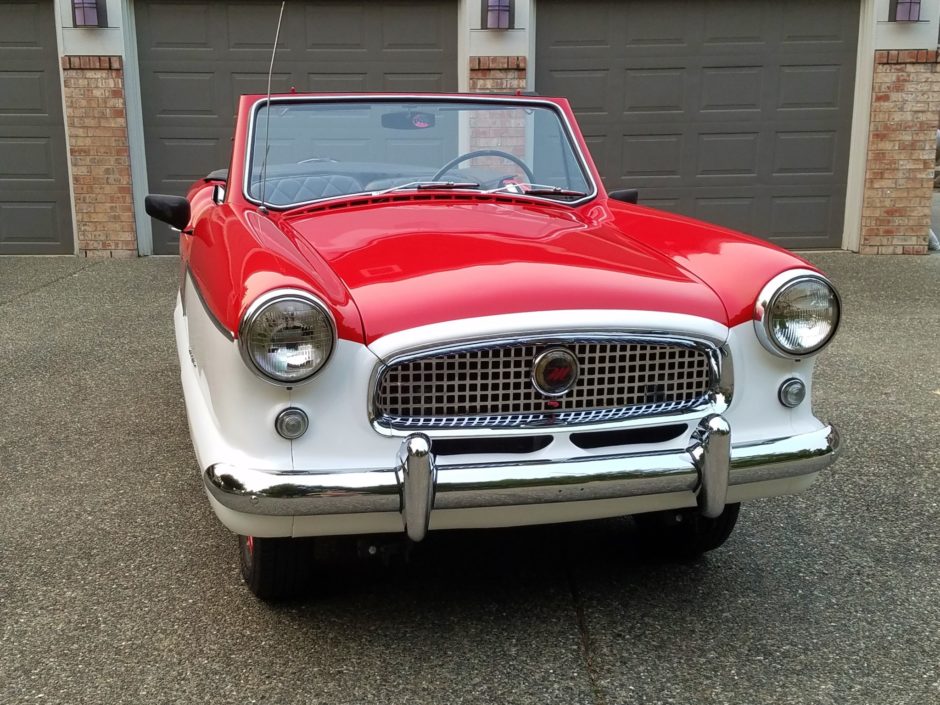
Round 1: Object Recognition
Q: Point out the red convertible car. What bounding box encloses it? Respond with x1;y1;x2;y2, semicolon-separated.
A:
146;93;841;600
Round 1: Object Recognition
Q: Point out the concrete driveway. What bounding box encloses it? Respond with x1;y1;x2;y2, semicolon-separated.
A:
1;252;938;705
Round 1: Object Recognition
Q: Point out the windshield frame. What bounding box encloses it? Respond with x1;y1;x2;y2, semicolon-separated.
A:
241;95;598;211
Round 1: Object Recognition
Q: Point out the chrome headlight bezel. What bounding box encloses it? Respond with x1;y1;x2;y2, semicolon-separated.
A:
754;269;841;359
238;288;336;385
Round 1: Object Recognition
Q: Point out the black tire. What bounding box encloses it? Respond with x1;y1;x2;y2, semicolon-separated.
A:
238;535;316;601
633;503;740;559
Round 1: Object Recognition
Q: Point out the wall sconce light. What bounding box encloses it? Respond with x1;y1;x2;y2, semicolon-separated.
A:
483;0;513;30
72;0;108;28
889;0;921;21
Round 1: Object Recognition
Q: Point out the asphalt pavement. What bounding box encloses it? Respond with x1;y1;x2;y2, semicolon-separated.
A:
1;252;938;705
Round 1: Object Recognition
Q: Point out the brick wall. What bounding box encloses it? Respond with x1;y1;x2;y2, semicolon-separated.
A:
60;56;136;258
467;56;529;168
468;56;527;93
861;50;940;255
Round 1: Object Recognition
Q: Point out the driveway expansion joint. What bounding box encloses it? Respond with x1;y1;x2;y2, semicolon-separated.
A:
0;261;101;309
565;555;607;705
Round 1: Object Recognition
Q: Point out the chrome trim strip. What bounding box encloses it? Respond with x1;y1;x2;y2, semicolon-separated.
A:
369;332;726;434
241;94;599;211
179;265;187;316
203;423;839;519
717;343;734;407
381;401;705;430
372;407;718;440
185;267;234;341
376;329;727;362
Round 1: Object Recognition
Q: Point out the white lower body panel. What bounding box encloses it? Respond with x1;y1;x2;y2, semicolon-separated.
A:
178;291;839;539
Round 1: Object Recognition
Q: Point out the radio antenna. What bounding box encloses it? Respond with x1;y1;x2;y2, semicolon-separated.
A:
258;0;286;214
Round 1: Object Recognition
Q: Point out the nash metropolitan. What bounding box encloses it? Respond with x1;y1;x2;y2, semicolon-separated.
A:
146;93;841;600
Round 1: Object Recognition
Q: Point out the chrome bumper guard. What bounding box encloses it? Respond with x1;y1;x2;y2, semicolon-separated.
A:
204;417;840;542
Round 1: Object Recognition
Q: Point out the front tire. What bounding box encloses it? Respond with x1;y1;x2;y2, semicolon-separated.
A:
633;503;740;559
238;535;315;601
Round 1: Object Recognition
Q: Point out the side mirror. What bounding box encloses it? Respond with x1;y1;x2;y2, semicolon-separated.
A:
145;194;191;231
608;189;639;204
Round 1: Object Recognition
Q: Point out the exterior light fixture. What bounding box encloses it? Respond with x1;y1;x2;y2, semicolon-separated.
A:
483;0;513;30
72;0;108;28
275;408;309;440
778;379;807;408
889;0;921;21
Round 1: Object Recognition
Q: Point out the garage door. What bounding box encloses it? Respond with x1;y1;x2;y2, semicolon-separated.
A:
536;0;859;248
136;0;458;254
0;0;74;254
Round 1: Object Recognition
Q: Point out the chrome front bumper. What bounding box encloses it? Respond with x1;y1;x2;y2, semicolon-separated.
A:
204;417;840;542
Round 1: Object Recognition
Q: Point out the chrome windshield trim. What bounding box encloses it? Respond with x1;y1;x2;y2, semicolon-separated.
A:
368;332;730;437
241;94;599;211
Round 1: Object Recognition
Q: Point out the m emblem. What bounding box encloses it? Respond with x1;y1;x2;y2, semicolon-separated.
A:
532;348;579;397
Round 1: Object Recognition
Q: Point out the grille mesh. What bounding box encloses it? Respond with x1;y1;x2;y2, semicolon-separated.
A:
375;341;713;429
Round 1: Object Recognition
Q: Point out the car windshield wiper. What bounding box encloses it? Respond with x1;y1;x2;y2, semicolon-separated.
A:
373;180;481;195
486;183;587;198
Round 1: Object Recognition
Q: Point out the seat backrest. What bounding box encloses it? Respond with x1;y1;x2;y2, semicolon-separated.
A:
261;175;363;205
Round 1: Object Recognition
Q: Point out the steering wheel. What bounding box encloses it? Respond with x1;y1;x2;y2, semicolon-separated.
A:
431;149;535;183
296;157;338;165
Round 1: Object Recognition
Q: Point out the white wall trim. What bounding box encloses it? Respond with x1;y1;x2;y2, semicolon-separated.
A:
874;0;940;49
527;0;536;92
843;0;877;252
458;0;469;92
121;0;152;256
52;0;80;255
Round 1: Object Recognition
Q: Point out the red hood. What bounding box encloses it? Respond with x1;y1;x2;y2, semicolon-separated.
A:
282;198;728;343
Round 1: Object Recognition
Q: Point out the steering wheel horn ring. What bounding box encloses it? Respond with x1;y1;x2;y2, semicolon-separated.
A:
431;149;535;184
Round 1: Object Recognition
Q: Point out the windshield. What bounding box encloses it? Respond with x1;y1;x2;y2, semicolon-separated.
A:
245;98;594;208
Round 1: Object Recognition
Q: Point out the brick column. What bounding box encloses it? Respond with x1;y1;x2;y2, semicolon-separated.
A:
861;50;940;255
466;56;529;166
60;56;136;258
468;56;527;93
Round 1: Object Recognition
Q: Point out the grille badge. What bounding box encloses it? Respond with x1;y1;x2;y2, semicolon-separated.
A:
532;348;579;397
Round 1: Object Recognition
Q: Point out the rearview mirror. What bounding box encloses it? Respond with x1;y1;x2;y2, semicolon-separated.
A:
145;194;191;231
380;110;436;130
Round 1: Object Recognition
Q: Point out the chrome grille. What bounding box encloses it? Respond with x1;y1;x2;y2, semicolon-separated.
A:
374;339;714;429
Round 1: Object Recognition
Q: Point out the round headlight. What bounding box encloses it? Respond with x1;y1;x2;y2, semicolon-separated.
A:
755;271;841;358
239;290;335;384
